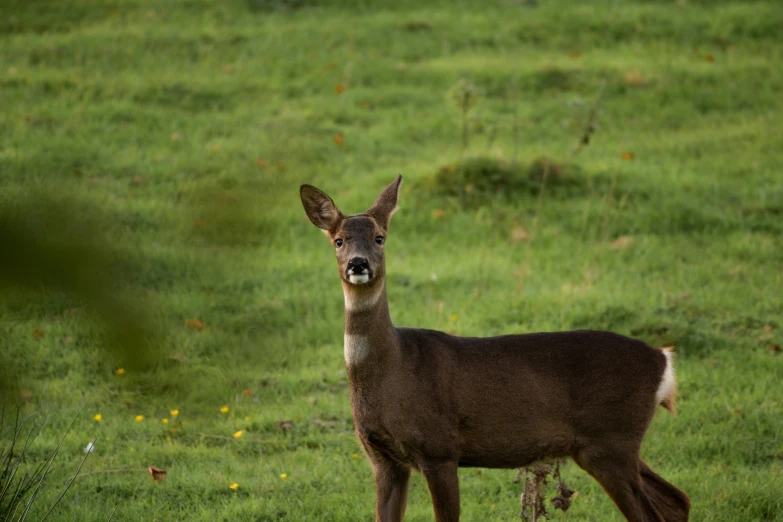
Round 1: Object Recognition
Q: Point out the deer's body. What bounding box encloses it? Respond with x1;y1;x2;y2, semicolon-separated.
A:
301;176;690;522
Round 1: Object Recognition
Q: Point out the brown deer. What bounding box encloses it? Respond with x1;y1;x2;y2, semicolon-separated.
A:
300;175;690;522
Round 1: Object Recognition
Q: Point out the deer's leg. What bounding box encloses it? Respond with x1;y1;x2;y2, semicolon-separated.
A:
572;446;663;522
370;453;411;522
638;460;690;522
420;460;460;522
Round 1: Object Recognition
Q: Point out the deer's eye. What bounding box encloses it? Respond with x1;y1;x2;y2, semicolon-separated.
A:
375;236;384;245
335;239;343;247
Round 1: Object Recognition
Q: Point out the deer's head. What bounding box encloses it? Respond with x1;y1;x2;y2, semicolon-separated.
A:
300;175;401;289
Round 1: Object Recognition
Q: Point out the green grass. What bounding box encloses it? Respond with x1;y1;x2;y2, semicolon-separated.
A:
1;0;783;520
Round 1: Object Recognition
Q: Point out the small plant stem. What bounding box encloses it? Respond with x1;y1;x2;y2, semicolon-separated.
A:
461;104;468;159
512;72;519;167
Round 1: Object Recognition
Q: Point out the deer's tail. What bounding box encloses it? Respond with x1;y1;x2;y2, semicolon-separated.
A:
656;347;678;414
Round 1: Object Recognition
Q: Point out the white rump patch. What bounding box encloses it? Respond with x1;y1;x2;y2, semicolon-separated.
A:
344;334;370;366
655;350;676;406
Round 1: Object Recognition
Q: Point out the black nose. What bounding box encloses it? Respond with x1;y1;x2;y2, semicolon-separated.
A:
347;257;370;273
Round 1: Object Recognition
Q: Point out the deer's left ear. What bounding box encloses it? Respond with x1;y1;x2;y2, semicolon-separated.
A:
300;184;343;232
366;175;402;231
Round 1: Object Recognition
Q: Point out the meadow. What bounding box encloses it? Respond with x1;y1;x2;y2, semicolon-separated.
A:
1;0;782;520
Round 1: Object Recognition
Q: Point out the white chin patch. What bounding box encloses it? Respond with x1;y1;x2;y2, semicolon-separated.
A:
348;274;370;284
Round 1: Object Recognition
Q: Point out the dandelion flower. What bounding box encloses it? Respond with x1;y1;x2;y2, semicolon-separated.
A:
135;415;144;422
233;430;243;439
93;414;102;422
220;406;229;414
116;368;126;375
280;473;287;479
170;409;179;417
162;418;169;424
229;483;239;490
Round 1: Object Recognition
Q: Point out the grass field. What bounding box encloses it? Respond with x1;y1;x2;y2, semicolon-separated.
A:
1;0;783;520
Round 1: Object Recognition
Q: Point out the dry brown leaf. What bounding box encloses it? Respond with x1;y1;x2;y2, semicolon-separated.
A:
622;152;635;160
624;71;647;86
769;344;782;354
333;134;344;146
32;329;45;338
185;319;206;331
257;158;268;167
148;466;167;484
431;209;445;219
242;389;254;396
277;420;293;431
705;54;715;63
335;83;345;94
511;227;529;243
610;236;634;250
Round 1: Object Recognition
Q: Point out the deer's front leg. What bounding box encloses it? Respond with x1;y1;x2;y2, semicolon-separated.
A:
370;453;411;522
421;460;460;522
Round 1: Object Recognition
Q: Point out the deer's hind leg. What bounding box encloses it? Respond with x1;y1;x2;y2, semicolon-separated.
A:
638;459;690;522
571;443;668;522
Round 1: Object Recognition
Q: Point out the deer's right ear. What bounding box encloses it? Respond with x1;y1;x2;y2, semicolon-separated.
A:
300;185;343;232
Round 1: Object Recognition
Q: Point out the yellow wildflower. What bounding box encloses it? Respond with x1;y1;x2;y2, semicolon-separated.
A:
220;406;229;414
135;415;144;422
351;453;358;459
170;409;179;417
233;430;243;439
93;414;102;422
280;473;287;479
116;368;125;375
162;418;169;424
229;483;239;490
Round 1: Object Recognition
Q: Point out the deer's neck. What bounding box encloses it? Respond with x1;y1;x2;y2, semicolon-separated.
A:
343;279;396;368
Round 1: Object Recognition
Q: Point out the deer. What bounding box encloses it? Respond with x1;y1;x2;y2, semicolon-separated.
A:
299;175;690;522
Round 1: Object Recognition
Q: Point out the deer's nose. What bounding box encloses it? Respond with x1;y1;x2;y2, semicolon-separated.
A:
347;257;370;274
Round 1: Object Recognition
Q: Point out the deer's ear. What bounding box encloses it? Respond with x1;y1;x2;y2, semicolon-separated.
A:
366;175;402;230
300;185;343;232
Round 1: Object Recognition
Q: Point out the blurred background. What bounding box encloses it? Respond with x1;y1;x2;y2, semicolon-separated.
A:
1;0;781;520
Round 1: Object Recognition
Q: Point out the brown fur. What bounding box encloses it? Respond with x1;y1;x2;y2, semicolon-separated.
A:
300;176;690;522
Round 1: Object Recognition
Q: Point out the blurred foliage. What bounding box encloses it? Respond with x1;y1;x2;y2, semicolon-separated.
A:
0;191;160;404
